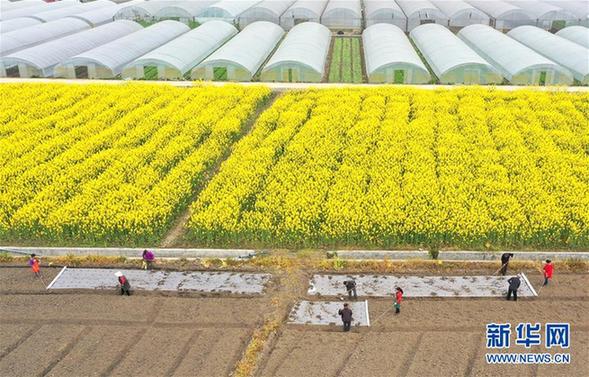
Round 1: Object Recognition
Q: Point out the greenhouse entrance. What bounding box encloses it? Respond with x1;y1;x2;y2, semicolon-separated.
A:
143;66;158;80
75;66;88;79
464;69;480;84
394;70;405;84
551;20;566;32
538;71;547;86
5;65;19;78
213;67;227;81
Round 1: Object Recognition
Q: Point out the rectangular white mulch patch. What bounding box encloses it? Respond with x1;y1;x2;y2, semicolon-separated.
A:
46;267;271;294
308;273;537;298
288;300;370;326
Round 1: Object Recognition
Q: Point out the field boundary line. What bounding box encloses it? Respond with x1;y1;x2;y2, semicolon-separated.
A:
262;335;303;377
333;333;364;377
396;331;424;377
100;327;148;377
164;329;202;377
463;333;484;377
46;265;67;290
40;326;91;377
0;324;42;360
520;272;538;296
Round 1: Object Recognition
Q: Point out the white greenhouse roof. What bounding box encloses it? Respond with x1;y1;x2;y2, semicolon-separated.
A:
0;17;42;34
364;0;406;19
466;0;530;19
322;0;362;18
544;1;589;18
396;0;444;18
200;0;261;18
283;0;329;18
198;21;284;75
458;24;572;80
28;0;114;23
263;22;330;75
240;1;295;18
62;20;190;75
556;25;589;48
127;20;237;74
431;0;488;20
508;25;589;82
0;0;44;12
363;23;430;77
1;20;141;75
1;17;90;56
410;23;497;77
70;0;144;27
505;1;576;20
155;1;217;19
115;0;180;19
0;0;77;21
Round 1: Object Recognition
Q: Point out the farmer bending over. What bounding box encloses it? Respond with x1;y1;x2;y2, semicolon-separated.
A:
343;279;357;300
115;271;131;296
28;254;41;278
500;253;514;276
507;275;520;301
142;249;155;270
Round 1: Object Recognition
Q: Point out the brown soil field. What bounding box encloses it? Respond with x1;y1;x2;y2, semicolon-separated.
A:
1;267;587;377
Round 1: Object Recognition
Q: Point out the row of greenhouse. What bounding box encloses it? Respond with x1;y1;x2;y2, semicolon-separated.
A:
1;14;587;85
2;0;588;34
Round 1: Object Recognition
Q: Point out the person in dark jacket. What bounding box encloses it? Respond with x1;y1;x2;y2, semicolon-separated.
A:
507;276;521;301
115;271;131;296
338;303;353;332
500;253;514;276
343;279;357;300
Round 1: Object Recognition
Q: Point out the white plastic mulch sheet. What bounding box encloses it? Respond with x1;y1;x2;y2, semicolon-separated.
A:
47;267;271;294
308;273;537;298
288;300;370;326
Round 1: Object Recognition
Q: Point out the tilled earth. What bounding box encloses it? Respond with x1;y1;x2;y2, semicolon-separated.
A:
1;267;587;377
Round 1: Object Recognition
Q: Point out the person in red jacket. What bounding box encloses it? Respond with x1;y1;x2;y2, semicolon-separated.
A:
28;254;41;278
543;259;554;286
115;271;131;296
394;287;403;314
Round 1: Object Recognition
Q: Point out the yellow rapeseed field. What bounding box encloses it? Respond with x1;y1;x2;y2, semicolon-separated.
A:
188;87;589;249
0;83;270;243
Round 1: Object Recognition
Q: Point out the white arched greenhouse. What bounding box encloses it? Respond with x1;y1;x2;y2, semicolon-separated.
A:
238;1;295;29
193;21;285;81
556;25;589;48
55;20;189;79
0;17;42;33
506;1;577;30
320;0;362;30
27;0;114;23
410;23;502;84
466;0;532;30
0;18;90;56
458;24;573;85
363;23;431;84
431;0;489;29
545;0;589;26
114;1;173;23
0;0;76;21
279;0;329;30
396;0;448;31
508;25;589;84
364;0;407;30
198;0;259;22
123;20;237;80
261;22;330;82
1;20;141;78
69;1;143;27
0;0;44;13
154;1;216;23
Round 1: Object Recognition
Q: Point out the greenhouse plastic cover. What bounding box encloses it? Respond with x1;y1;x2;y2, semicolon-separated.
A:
505;0;577;20
458;24;572;80
544;0;589;18
128;20;238;74
0;0;44;12
116;0;181;18
198;21;285;75
508;25;589;82
200;0;260;18
556;25;589;48
396;0;445;18
27;0;114;23
363;23;429;77
263;22;330;75
70;0;144;27
155;0;217;18
63;20;190;75
465;0;530;19
1;17;90;56
364;0;406;20
240;0;295;18
410;23;497;77
1;20;142;74
431;0;488;20
322;0;362;18
283;0;329;18
0;17;42;34
0;0;77;21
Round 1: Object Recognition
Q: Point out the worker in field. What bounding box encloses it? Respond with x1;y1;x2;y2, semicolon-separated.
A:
28;254;41;278
506;275;521;301
115;271;131;296
343;279;357;300
543;259;554;286
338;303;353;332
394;287;404;314
499;253;514;276
142;249;155;270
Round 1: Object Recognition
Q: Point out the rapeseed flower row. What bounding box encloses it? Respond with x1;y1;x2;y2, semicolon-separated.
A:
188;87;589;249
0;83;270;243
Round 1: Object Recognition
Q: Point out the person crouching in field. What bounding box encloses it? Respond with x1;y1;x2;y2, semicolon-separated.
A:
543;260;554;286
500;253;514;276
142;249;155;270
28;254;41;278
507;275;520;301
343;279;357;300
338;303;353;332
394;287;404;314
115;271;131;296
